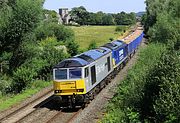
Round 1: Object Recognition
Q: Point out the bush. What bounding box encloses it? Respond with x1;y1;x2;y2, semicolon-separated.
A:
35;22;75;42
102;43;166;122
148;13;179;45
66;40;79;56
88;41;97;50
109;38;114;42
0;75;12;95
152;51;180;122
10;37;69;93
12;66;38;93
115;26;123;32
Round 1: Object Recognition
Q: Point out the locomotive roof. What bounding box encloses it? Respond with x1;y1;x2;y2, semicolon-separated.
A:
102;42;119;50
80;47;111;61
113;40;124;46
54;58;88;68
102;40;126;50
54;47;111;68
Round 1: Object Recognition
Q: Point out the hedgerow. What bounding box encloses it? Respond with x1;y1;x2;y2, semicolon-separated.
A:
102;43;166;123
103;0;180;122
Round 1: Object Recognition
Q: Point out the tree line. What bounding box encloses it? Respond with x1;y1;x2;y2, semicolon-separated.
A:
70;6;136;25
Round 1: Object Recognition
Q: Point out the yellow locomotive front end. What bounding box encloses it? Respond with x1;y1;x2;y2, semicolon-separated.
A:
52;58;89;108
53;68;86;96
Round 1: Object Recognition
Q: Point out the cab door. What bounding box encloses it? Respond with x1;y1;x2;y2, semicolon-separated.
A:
84;67;91;91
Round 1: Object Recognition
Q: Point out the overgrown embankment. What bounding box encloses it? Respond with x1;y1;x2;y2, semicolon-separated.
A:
102;43;167;122
103;0;180;122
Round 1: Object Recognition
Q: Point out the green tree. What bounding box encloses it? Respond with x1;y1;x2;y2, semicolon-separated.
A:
35;22;75;41
66;40;79;56
114;12;136;25
154;60;180;122
0;0;43;70
11;37;68;93
102;14;115;25
70;6;90;25
43;9;58;23
94;11;104;25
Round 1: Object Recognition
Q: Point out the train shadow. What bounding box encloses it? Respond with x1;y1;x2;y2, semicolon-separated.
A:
61;108;80;113
33;96;81;112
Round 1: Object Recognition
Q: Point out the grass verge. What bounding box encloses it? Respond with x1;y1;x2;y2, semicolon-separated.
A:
0;80;51;112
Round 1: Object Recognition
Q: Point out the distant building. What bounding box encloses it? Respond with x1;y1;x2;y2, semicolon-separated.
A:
58;8;71;24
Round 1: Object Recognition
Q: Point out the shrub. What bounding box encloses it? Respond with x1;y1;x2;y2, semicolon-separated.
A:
102;43;166;122
152;51;180;122
66;40;79;56
35;22;75;42
11;37;69;93
0;75;12;95
109;38;114;42
88;40;97;50
148;13;179;45
115;26;123;32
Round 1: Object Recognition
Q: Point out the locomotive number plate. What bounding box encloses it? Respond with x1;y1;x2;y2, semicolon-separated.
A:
60;82;76;89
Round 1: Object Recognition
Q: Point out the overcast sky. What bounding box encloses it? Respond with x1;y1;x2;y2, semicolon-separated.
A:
44;0;146;13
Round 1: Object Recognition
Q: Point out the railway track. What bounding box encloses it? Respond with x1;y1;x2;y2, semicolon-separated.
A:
0;89;53;123
0;87;82;123
46;108;82;123
0;24;142;123
14;107;82;123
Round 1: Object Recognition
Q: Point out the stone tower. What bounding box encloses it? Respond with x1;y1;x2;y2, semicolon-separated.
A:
59;8;70;24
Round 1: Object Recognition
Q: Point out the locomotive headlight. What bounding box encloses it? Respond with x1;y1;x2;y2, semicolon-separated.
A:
77;89;84;92
54;90;62;93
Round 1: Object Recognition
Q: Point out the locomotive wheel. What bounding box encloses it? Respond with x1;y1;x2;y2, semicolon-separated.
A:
89;93;94;100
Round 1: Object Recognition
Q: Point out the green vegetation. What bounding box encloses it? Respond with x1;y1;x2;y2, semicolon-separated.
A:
0;0;77;110
43;9;59;23
114;11;136;25
71;26;127;50
103;0;180;122
88;41;97;50
102;43;166;123
0;0;132;111
0;1;131;111
0;80;51;111
70;6;136;26
115;26;127;32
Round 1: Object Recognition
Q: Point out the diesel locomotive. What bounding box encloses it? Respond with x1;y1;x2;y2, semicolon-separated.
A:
53;26;144;108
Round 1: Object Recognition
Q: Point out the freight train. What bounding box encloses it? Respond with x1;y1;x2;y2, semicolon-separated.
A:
53;25;144;108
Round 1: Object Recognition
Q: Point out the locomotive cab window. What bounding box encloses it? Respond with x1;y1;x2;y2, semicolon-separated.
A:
55;69;67;80
107;56;111;72
91;65;96;84
69;68;82;79
85;67;89;78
